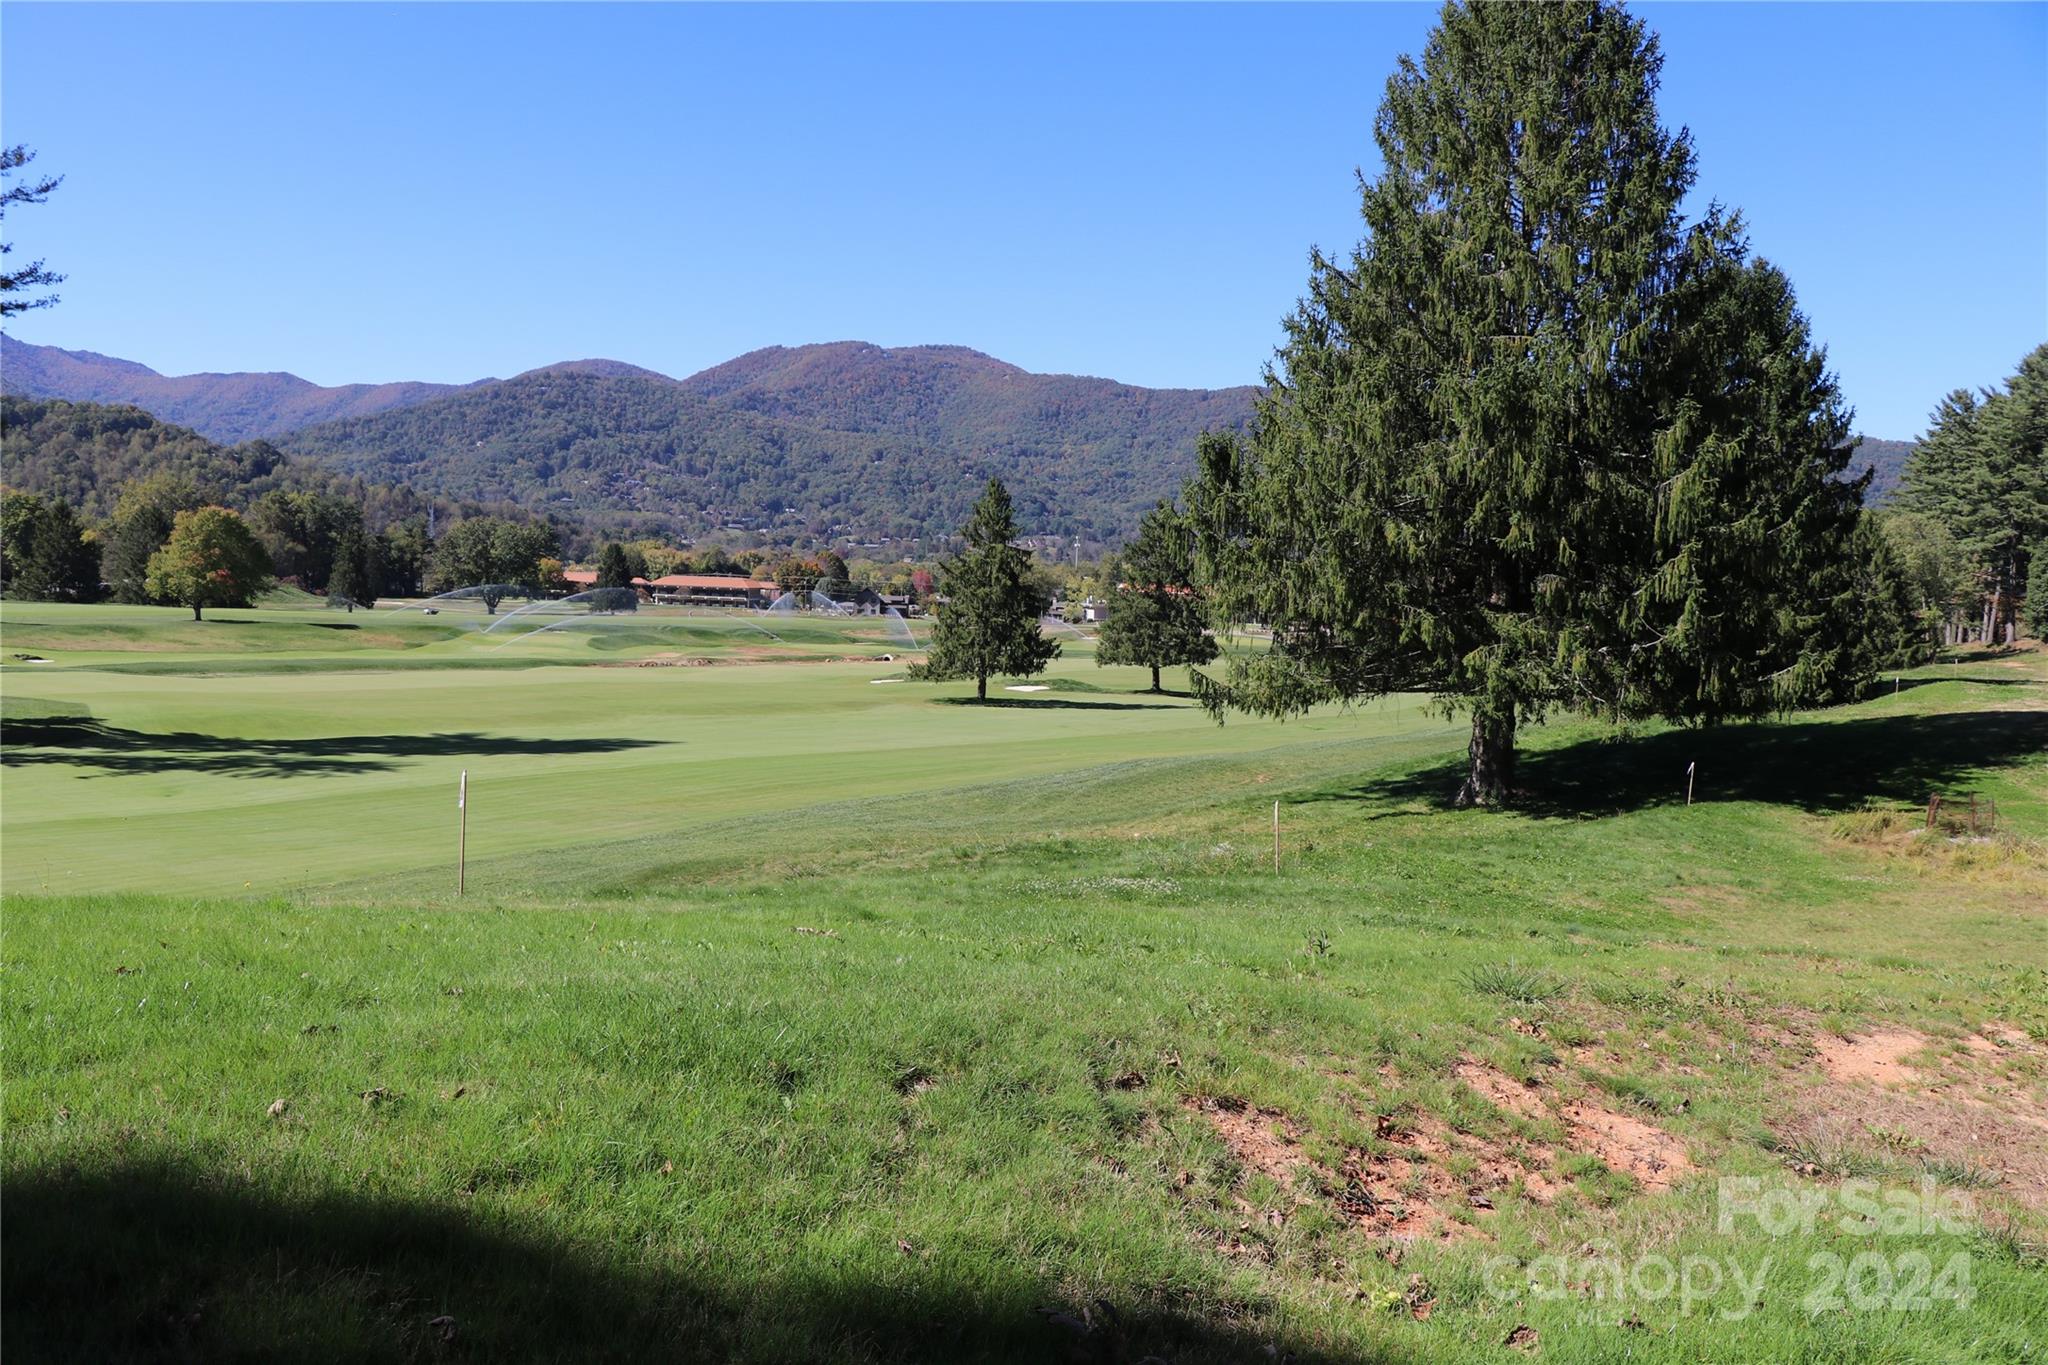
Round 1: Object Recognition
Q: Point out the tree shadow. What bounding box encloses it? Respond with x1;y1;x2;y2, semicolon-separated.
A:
2;1159;1379;1365
0;718;662;779
930;696;1181;711
1303;710;2048;819
1885;674;2041;694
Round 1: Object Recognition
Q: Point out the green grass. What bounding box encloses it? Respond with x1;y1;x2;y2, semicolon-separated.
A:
4;602;2045;1361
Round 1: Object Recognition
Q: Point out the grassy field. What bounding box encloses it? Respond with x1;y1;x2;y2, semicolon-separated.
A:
3;598;2045;1362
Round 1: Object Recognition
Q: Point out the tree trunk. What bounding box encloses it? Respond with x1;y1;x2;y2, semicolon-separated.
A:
977;673;987;702
192;604;203;621
1454;709;1515;808
1151;663;1162;693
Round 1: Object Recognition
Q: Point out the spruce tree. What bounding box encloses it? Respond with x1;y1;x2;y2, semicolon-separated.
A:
911;478;1059;700
1096;500;1218;692
1191;0;1871;806
596;542;634;589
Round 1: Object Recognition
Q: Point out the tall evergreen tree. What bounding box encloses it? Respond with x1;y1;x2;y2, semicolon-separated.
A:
911;478;1059;700
595;542;635;589
1191;0;1872;806
1898;346;2048;643
1096;500;1219;692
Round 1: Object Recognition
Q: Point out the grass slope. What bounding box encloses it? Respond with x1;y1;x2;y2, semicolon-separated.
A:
3;607;2044;1362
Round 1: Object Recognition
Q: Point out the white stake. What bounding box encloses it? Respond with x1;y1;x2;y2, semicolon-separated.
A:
1272;799;1281;875
458;769;469;895
1686;761;1696;807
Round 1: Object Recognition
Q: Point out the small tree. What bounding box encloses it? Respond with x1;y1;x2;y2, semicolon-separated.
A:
1096;501;1219;692
145;506;272;619
910;478;1059;700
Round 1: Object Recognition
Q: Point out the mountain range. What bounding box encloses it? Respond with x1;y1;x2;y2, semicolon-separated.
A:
2;336;1259;542
0;335;1913;543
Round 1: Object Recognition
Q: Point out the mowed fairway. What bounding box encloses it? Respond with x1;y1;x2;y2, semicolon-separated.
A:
4;599;2046;1363
0;600;1458;897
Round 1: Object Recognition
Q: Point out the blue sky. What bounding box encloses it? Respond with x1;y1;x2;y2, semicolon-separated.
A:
2;2;2041;439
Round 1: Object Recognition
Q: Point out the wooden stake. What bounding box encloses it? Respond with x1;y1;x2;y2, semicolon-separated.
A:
1272;800;1281;874
458;769;468;896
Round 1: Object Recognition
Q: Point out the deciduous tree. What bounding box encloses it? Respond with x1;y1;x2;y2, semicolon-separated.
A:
428;517;559;612
145;506;272;619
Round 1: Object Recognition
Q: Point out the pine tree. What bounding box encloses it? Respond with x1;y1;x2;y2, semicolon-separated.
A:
1191;0;1871;806
1096;500;1218;692
1898;346;2048;643
0;491;99;600
911;478;1059;700
596;542;634;589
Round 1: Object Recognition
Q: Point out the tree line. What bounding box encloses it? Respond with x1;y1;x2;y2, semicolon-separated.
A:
1886;346;2047;646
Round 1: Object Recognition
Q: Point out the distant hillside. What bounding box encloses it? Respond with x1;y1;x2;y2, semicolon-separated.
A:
0;335;478;444
0;395;517;537
277;344;1259;542
1847;437;1915;503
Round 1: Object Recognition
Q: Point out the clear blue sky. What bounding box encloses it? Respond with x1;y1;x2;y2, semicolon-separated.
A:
2;2;2042;439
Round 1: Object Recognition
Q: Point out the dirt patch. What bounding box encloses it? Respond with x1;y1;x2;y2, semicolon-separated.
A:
1454;1058;1549;1120
1816;1029;1931;1085
1188;1098;1309;1191
1453;1054;1692;1194
1772;1018;2048;1212
1560;1099;1694;1191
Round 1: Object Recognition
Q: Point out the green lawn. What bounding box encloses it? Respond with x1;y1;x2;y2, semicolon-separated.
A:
3;600;2044;1362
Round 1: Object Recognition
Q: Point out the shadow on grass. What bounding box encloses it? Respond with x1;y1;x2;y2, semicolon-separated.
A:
0;718;662;779
1303;709;2048;818
2;1159;1375;1365
1885;674;2041;694
931;696;1181;711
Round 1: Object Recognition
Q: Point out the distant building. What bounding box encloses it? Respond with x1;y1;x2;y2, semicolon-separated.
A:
647;573;779;608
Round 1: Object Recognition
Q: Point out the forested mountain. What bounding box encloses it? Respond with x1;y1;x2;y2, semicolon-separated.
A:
1849;437;1916;502
276;344;1259;542
6;334;1908;543
0;395;515;538
0;335;478;443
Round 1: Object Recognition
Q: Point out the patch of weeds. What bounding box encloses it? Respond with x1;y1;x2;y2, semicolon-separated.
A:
1974;1215;2048;1269
1594;1072;1686;1117
1867;1125;1927;1155
1559;1152;1637;1207
1461;962;1566;1006
1922;1158;2003;1190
